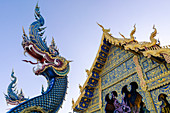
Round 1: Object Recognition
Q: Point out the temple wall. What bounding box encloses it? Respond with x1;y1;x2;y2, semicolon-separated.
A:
83;45;170;113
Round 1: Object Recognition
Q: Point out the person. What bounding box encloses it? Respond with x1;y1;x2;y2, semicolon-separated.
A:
111;91;126;113
121;85;131;113
121;85;130;107
105;93;115;113
128;82;142;113
158;93;170;113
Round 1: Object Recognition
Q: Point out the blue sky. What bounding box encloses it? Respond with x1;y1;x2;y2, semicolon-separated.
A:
0;1;170;113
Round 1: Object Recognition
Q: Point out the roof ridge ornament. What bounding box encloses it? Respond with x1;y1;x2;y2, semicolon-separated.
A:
119;24;136;44
97;22;110;33
119;32;126;39
149;25;157;45
130;24;136;41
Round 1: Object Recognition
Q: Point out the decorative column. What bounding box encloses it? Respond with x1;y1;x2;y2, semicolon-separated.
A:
133;55;147;91
99;78;102;109
133;55;157;113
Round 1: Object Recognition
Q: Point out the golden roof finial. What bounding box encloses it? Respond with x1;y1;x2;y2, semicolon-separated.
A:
97;22;110;33
97;22;104;29
119;32;126;39
147;25;158;46
130;24;136;40
150;25;157;40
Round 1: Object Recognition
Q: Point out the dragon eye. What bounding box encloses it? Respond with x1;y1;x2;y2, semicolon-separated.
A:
54;59;60;66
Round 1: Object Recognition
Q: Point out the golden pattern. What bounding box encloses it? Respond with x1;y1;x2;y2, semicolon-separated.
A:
133;55;148;91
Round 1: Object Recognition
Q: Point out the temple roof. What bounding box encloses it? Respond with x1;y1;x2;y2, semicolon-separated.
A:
72;24;170;112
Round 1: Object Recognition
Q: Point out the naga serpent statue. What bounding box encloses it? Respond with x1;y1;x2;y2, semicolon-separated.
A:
7;3;70;113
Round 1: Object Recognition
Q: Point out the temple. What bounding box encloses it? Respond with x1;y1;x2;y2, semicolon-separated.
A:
72;24;170;113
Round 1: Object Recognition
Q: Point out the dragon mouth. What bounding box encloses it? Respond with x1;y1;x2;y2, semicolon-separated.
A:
23;43;63;75
33;61;51;75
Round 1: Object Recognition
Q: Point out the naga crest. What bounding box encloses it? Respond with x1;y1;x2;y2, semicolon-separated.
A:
4;70;28;105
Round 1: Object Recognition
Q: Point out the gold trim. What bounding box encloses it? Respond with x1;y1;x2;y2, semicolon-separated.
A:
142;47;170;62
89;34;105;74
146;70;170;84
148;79;170;91
72;90;85;109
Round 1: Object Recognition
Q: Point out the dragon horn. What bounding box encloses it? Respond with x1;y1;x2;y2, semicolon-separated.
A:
67;60;73;63
22;26;28;37
22;26;26;35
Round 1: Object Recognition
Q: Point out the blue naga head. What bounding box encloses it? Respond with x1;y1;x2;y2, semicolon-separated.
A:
22;3;70;79
22;36;70;78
